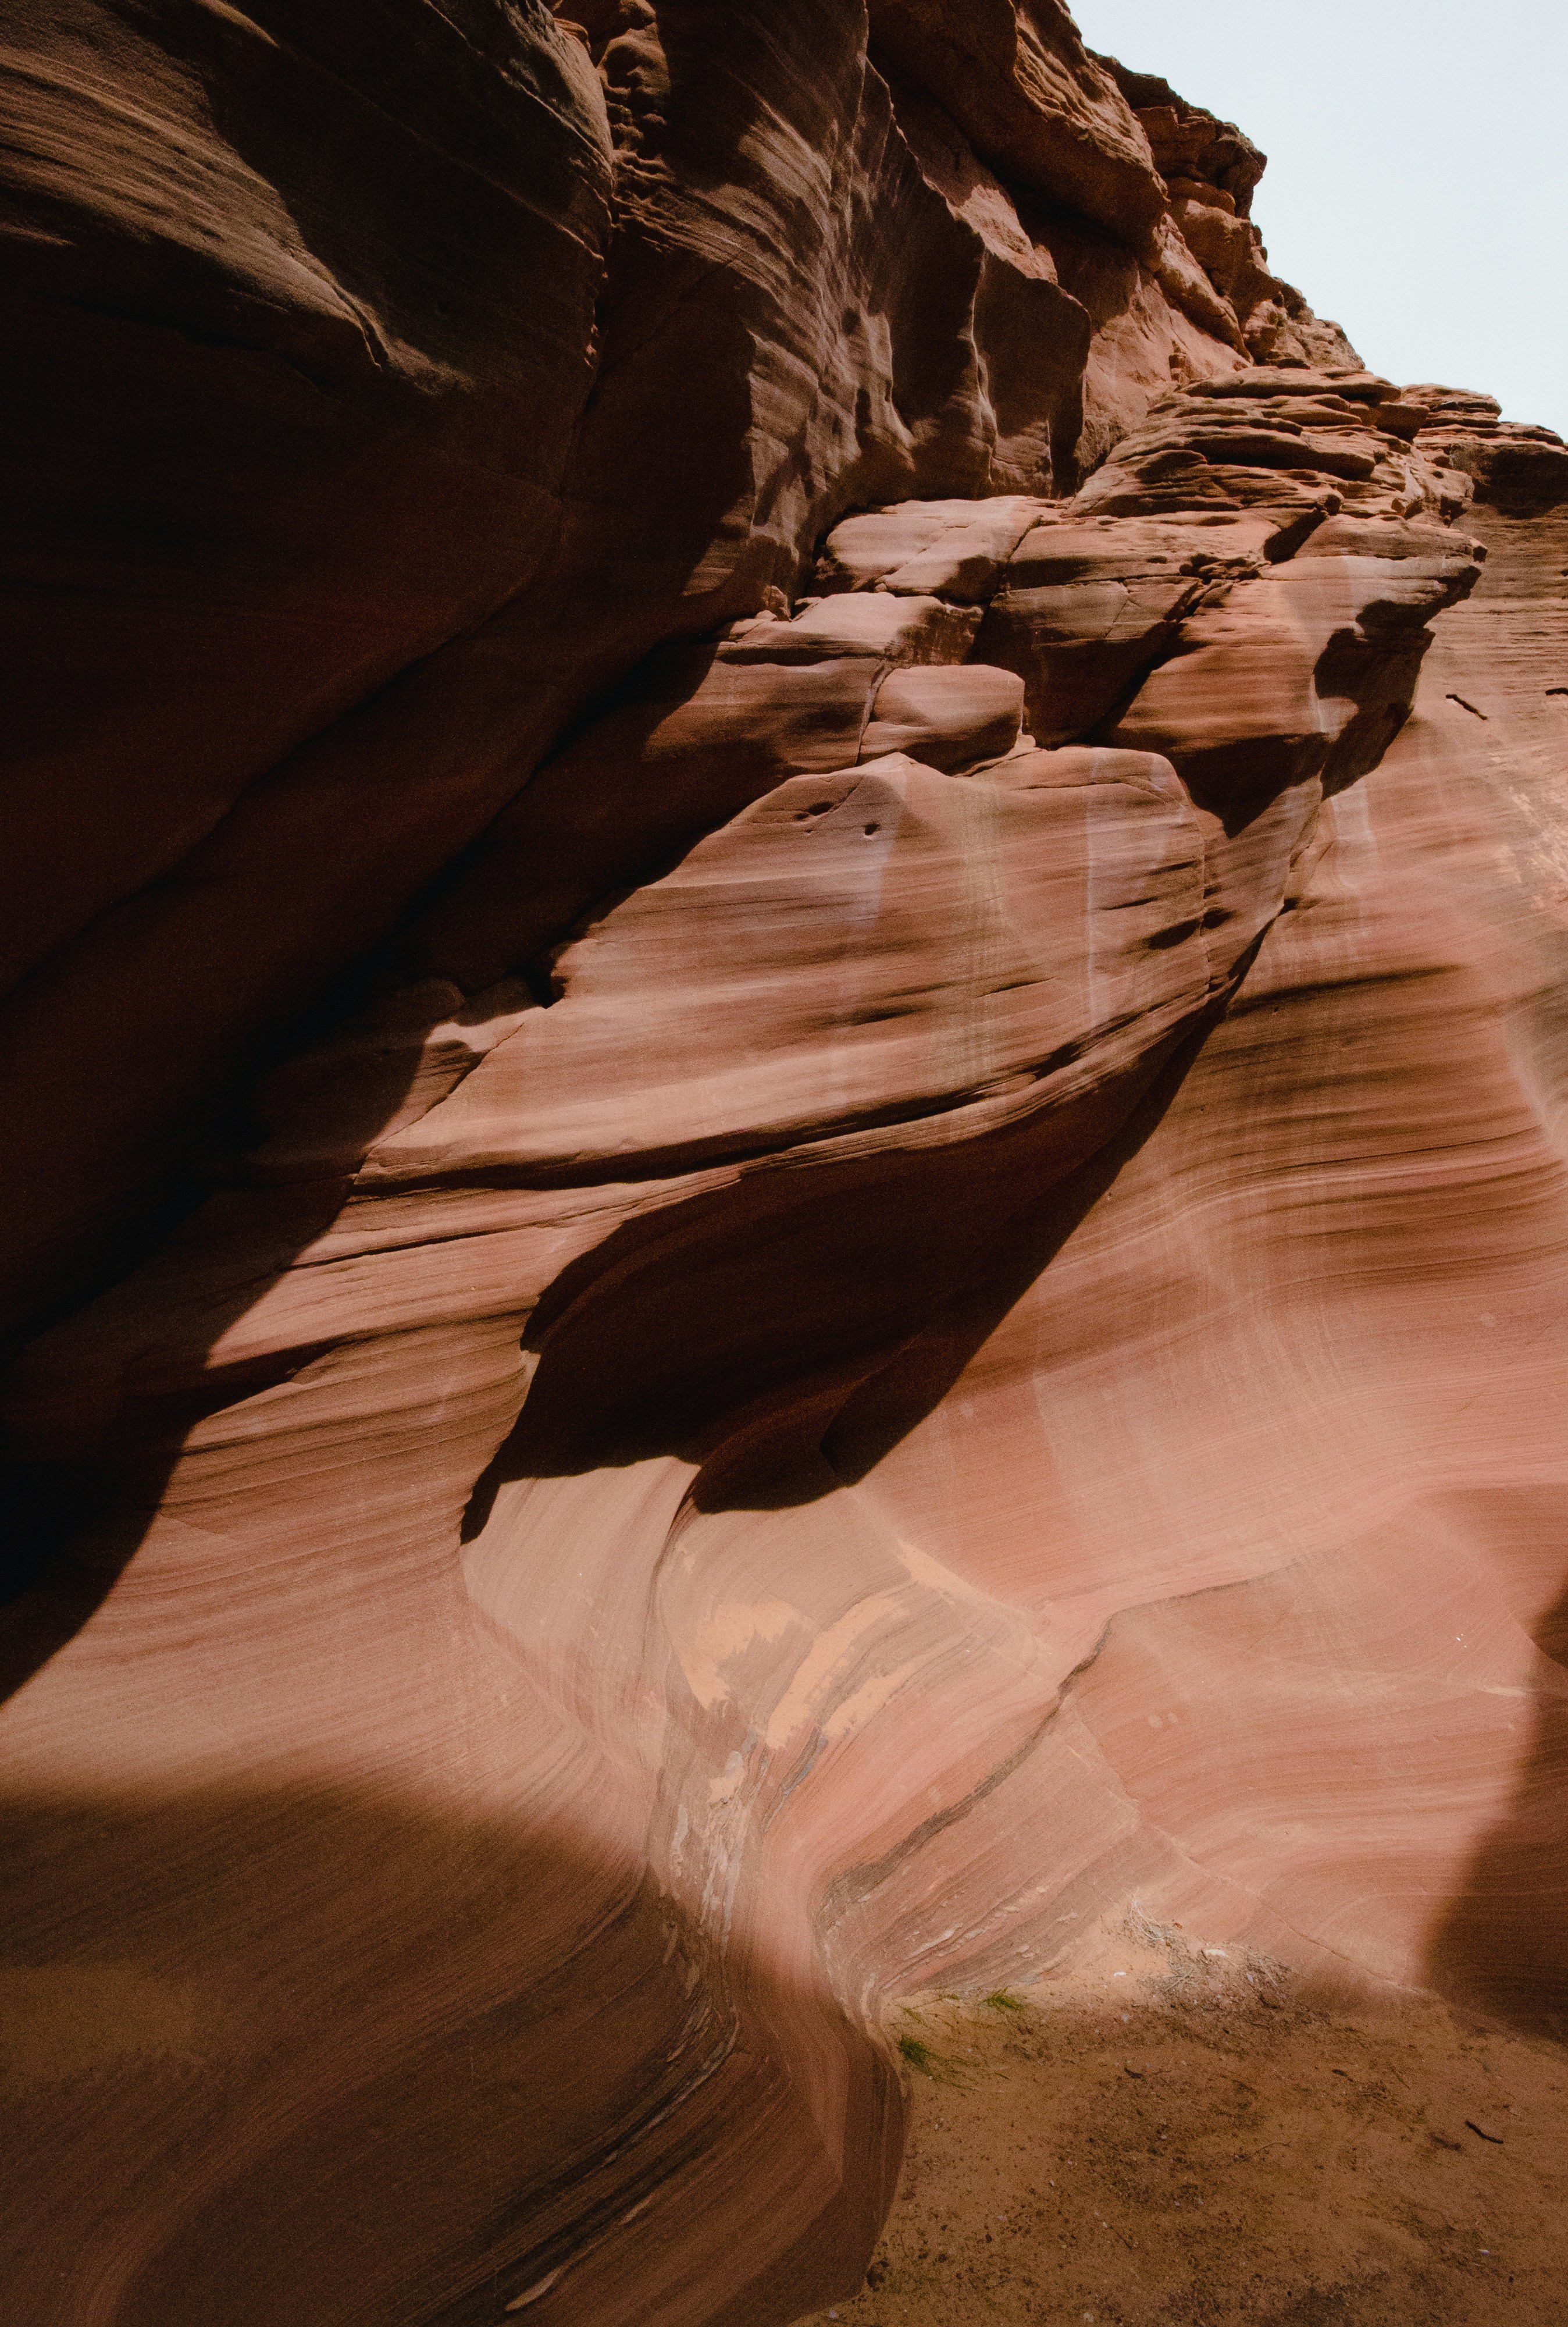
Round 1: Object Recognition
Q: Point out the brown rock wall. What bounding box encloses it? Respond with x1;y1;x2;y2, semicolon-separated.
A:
3;8;1565;2325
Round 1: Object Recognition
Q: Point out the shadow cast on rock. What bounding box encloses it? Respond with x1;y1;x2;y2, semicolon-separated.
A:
466;1007;1224;1536
0;1774;897;2327
1424;1574;1568;2040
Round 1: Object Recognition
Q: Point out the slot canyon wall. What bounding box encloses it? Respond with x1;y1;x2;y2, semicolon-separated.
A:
2;3;1567;2322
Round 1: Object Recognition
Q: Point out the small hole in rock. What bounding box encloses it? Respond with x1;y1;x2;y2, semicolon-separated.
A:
863;822;880;836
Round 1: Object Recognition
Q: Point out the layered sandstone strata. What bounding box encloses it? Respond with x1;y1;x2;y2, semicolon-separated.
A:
2;7;1566;2326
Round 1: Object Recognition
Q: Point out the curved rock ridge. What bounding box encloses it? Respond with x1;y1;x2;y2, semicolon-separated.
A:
3;6;1568;2326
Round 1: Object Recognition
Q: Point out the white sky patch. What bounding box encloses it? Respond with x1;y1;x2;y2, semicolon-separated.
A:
1072;0;1568;440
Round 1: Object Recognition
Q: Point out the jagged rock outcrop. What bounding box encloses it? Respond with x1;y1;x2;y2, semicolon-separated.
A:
1093;52;1359;371
3;6;1567;2325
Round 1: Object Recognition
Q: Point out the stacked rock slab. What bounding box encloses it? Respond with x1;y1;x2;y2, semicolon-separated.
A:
3;8;1568;2327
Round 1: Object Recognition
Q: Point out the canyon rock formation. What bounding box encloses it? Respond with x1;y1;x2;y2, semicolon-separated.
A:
3;5;1567;2324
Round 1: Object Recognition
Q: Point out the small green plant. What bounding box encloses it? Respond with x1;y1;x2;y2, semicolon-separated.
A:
897;2034;936;2073
982;1988;1024;2014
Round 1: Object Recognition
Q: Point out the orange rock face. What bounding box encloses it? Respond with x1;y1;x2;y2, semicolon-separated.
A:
2;6;1566;2324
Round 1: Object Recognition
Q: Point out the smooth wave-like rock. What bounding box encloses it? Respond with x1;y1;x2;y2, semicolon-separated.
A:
3;5;1566;2324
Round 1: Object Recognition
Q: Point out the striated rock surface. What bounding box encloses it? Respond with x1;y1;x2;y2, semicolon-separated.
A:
3;6;1567;2325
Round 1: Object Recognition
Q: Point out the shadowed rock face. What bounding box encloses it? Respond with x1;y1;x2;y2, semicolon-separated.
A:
3;5;1567;2324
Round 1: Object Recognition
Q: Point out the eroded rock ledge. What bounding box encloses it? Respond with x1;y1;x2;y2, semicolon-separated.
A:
3;8;1567;2326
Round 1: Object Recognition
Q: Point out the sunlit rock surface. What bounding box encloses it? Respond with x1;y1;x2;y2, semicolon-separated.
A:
2;5;1566;2324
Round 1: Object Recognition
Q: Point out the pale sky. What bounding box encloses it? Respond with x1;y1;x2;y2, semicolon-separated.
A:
1070;1;1568;440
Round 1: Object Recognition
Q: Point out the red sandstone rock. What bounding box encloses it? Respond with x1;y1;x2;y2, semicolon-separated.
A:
867;0;1169;247
2;8;1565;2326
977;571;1199;742
858;665;1026;769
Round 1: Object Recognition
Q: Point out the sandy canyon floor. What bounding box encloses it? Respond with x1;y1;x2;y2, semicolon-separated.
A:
805;1927;1567;2326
